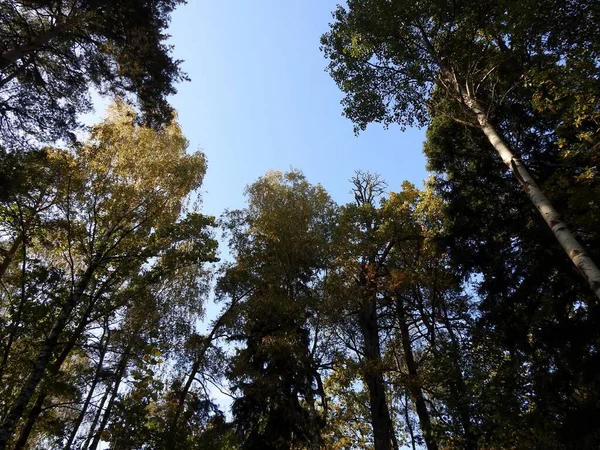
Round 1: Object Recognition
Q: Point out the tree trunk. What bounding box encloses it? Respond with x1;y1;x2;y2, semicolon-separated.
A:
464;95;600;302
0;262;96;450
170;299;240;432
64;328;111;450
396;298;438;450
358;292;394;450
81;374;113;450
12;392;46;450
88;352;128;450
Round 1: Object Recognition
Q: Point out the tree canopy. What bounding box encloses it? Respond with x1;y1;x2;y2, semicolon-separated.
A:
1;1;600;449
0;0;186;146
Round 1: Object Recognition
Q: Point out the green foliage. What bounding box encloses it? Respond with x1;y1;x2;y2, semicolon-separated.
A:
0;0;187;145
0;103;218;449
219;170;336;450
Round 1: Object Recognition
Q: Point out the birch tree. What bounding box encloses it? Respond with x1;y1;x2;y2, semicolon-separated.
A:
0;103;216;449
321;0;600;300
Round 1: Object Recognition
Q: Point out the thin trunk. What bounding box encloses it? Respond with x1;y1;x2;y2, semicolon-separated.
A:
392;347;416;450
170;302;236;431
438;302;478;450
87;352;128;450
396;298;438;450
12;306;99;449
359;292;394;450
404;391;417;450
0;263;96;450
64;328;110;450
12;392;46;450
81;375;112;450
390;423;400;450
464;95;600;302
170;341;210;429
0;235;26;381
0;233;22;280
14;293;100;449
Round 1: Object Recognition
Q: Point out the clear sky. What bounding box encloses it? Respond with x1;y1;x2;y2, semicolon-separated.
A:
165;1;428;217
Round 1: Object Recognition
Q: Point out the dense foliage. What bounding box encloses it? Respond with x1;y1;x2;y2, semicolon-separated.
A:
0;0;186;146
1;0;599;449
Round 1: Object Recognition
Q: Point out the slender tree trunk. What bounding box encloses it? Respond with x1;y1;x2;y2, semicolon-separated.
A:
0;263;96;450
81;375;113;450
396;298;438;450
171;338;213;428
464;95;600;302
88;352;128;450
64;328;110;450
12;292;100;449
170;301;237;431
12;307;99;449
12;391;46;450
358;291;394;450
404;390;417;450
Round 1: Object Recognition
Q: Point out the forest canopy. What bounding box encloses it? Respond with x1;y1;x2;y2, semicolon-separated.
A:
0;1;599;449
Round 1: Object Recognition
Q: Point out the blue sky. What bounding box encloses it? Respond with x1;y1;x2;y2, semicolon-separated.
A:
123;1;429;417
165;1;428;217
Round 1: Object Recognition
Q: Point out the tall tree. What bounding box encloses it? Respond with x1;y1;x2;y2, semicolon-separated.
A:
220;170;336;450
424;114;600;448
321;0;600;299
0;0;186;145
0;103;216;449
329;171;398;450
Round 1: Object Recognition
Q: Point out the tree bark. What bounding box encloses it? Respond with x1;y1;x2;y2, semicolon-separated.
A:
464;95;600;302
358;289;394;450
63;327;110;450
396;298;439;450
0;262;96;450
87;351;128;450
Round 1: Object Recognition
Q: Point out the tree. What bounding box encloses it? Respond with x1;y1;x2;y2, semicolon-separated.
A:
328;171;398;450
0;0;187;145
0;103;216;449
220;170;336;450
321;0;600;300
424;114;600;448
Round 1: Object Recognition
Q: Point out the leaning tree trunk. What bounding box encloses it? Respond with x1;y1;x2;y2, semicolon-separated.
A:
464;95;600;302
64;327;111;450
170;300;236;431
81;374;113;450
396;297;439;450
0;263;96;450
12;392;46;450
88;351;128;450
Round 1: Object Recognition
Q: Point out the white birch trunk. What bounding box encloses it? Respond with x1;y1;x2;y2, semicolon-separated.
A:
465;96;600;302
